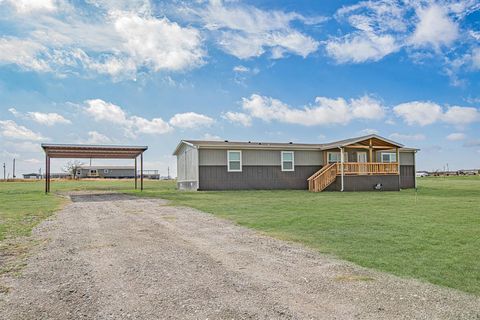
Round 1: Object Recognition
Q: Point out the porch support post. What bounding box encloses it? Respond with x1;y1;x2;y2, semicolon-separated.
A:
414;150;417;189
369;139;373;162
134;157;138;190
396;147;400;174
45;154;49;193
47;155;51;193
140;152;144;191
339;147;344;192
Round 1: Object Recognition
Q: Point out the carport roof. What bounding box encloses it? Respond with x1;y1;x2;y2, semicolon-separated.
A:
41;144;148;159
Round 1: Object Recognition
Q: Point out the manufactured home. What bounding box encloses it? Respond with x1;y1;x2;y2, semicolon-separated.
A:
75;166;135;179
173;134;418;192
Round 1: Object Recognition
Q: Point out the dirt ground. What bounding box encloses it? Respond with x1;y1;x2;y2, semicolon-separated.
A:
0;193;479;319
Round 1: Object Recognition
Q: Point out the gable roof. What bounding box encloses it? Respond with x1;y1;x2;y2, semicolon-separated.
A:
173;134;409;155
320;134;404;149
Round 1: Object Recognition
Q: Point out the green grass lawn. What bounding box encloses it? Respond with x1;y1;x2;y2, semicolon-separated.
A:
0;176;479;295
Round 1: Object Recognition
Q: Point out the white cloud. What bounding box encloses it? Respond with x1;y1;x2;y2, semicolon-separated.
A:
131;116;172;135
0;120;45;141
84;99;214;134
389;133;426;141
239;93;384;126
222;112;252;127
84;99;128;124
202;133;222;141
359;128;379;135
9;108;71;126
0;3;206;79
443;106;480;125
113;14;205;72
446;132;466;141
393;101;443;126
350;95;385;119
409;4;459;49
393;101;480;126
193;0;320;59
85;131;112;144
327;1;477;68
3;0;58;14
83;99;172;136
326;34;398;63
233;65;249;73
3;141;43;153
472;47;480;70
169;112;214;129
0;37;50;72
326;0;404;63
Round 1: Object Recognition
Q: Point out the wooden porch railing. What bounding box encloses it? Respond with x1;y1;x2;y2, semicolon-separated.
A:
336;162;399;175
308;163;337;192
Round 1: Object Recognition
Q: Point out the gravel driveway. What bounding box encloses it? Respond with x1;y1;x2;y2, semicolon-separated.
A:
0;193;479;319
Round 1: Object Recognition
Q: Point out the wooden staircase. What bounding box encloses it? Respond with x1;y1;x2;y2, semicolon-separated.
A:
308;163;337;192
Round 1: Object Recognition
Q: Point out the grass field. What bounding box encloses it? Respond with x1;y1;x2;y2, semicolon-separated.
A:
0;176;479;295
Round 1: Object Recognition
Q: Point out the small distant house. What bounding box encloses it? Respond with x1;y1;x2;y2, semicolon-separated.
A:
23;173;42;179
76;166;135;179
173;134;418;192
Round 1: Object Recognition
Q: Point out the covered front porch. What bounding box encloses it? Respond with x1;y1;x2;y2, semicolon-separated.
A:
308;136;402;192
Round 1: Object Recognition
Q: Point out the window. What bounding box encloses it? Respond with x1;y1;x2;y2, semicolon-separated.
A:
381;152;397;163
281;151;294;171
227;150;242;172
327;151;348;163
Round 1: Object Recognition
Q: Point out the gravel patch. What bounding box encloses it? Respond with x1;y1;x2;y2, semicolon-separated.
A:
0;193;479;319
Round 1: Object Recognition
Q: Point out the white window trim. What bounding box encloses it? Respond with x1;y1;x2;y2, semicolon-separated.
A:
327;151;348;163
281;151;295;172
227;150;242;172
381;152;397;163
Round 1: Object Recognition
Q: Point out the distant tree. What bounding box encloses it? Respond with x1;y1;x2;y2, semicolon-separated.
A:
62;160;84;179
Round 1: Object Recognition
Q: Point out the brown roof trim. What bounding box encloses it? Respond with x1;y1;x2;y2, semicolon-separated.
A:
42;143;148;159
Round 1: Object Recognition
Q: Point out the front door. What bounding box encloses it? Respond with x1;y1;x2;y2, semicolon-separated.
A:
357;152;367;174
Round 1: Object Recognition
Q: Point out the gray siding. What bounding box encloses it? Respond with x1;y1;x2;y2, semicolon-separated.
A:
198;149;323;166
400;165;415;189
325;175;400;191
176;143;199;188
77;168;134;178
198;165;321;190
399;151;415;165
102;169;134;178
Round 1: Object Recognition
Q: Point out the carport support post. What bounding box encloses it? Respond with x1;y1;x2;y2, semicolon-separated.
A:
140;152;144;191
45;154;48;193
134;157;138;190
45;154;50;193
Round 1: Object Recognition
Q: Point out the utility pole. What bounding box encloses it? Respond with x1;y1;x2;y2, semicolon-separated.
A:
167;166;170;179
12;158;15;179
3;162;5;181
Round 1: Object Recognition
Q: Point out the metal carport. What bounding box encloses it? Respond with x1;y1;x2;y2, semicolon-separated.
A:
41;144;148;193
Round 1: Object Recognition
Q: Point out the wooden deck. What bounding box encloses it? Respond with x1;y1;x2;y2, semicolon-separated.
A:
336;162;399;175
308;162;399;192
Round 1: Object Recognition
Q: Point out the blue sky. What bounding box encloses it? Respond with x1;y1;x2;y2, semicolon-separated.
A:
0;0;479;176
